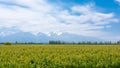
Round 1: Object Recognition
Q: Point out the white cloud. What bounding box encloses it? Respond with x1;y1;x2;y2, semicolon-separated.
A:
71;5;118;25
0;0;119;40
116;0;120;3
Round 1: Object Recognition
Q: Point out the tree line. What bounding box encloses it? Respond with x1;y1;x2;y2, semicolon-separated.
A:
49;40;120;45
0;40;120;45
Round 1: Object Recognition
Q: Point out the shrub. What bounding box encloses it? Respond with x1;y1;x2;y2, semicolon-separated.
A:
4;42;12;45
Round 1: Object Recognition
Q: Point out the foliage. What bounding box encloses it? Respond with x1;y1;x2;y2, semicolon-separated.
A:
49;40;118;45
4;42;12;45
0;45;120;68
117;41;120;44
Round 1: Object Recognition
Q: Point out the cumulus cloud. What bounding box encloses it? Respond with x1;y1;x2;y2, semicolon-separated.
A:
0;0;119;40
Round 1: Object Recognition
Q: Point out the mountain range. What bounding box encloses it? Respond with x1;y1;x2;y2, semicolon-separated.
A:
0;31;103;43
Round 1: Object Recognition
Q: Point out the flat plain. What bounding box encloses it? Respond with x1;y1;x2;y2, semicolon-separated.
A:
0;44;120;68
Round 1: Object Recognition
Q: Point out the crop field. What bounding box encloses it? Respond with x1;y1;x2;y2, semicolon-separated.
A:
0;44;120;68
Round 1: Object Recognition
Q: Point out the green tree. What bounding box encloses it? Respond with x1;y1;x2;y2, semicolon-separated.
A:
4;42;12;45
117;41;120;44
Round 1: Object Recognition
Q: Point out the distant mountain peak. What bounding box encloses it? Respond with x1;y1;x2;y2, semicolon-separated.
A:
0;31;103;43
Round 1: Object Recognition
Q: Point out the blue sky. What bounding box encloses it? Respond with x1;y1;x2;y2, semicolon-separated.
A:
0;0;120;41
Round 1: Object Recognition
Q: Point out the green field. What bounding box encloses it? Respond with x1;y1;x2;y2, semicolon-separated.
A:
0;44;120;68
